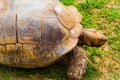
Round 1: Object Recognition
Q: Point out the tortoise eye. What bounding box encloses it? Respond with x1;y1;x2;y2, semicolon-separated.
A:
97;38;104;44
97;38;104;42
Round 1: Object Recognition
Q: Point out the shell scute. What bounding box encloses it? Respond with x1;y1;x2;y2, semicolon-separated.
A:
54;4;75;29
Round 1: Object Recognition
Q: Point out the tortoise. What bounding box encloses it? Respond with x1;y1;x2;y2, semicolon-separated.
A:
0;0;107;79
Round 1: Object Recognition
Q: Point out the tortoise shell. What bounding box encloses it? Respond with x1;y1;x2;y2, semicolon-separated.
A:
0;0;82;68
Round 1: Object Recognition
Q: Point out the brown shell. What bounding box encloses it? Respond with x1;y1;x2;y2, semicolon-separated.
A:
0;0;82;68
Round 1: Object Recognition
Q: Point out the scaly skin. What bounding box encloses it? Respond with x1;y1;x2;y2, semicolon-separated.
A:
63;46;87;80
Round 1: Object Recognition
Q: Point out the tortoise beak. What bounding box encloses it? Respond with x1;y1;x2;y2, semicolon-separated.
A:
96;36;108;47
104;36;108;42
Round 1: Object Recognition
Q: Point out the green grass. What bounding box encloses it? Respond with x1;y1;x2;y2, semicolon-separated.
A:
0;0;120;80
60;0;77;5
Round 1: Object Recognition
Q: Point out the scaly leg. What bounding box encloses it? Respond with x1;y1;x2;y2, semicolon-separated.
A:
66;46;87;80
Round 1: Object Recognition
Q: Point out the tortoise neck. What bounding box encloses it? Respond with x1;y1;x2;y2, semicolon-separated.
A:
78;30;87;45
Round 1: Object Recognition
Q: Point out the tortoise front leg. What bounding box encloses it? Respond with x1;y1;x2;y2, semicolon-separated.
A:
67;46;87;80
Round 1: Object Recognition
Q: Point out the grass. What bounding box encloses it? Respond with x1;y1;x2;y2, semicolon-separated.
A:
0;0;120;80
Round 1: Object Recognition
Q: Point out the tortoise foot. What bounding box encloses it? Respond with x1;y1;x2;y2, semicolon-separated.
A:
67;46;87;80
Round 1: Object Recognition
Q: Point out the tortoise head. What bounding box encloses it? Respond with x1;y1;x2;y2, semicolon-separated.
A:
79;29;107;47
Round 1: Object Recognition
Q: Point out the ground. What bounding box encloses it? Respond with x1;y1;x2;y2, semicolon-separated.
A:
0;0;120;80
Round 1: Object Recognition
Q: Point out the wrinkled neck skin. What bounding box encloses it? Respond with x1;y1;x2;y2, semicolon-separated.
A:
78;30;86;45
